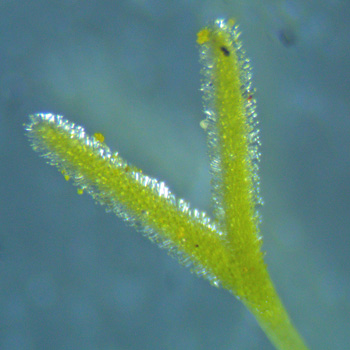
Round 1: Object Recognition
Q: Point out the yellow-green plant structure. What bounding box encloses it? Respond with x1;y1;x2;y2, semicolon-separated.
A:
25;19;309;350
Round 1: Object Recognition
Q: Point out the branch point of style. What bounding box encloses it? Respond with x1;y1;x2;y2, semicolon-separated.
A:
25;19;309;350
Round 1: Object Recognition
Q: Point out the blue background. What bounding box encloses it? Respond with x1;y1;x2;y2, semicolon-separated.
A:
1;1;349;349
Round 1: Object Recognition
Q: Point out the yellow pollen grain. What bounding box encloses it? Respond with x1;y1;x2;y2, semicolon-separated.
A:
93;132;105;143
197;28;210;45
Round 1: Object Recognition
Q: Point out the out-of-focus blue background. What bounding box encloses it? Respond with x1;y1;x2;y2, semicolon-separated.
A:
1;1;349;349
